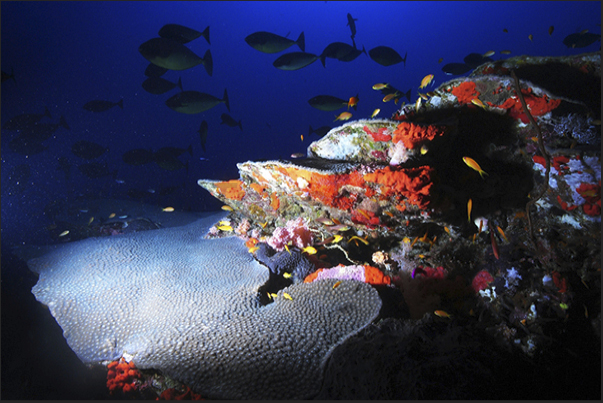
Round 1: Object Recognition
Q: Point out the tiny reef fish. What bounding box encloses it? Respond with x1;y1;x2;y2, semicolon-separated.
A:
462;156;488;178
108;213;116;219
283;272;292;279
528;34;533;41
283;292;293;300
302;246;317;255
497;225;508;242
248;246;259;253
419;74;434;89
482;50;495;57
334;111;352;121
162;206;175;212
349;235;369;246
332;280;343;290
217;225;233;231
371;108;380;118
382;93;396;102
434;310;452;318
347;94;359;110
221;205;233;211
467;198;473;222
88;217;95;225
59;230;70;237
372;83;389;90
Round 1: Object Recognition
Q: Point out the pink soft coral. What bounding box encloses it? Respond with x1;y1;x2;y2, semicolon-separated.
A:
267;217;313;251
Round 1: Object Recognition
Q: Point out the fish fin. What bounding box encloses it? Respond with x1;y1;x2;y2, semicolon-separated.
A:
308;125;314;136
187;144;193;156
203;49;213;76
320;54;326;68
177;77;183;92
238;120;243;131
201;25;210;45
405;89;411;103
59;115;70;130
117;99;124;109
223;88;230;112
44;106;52;119
297;31;305;52
402;51;407;68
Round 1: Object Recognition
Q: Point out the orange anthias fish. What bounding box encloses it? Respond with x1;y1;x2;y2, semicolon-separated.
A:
462;156;488;179
334;111;352;122
434;310;452;318
347;94;359;110
467;198;473;222
419;74;434;89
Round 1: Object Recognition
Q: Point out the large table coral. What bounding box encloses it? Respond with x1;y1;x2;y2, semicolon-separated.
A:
28;213;381;399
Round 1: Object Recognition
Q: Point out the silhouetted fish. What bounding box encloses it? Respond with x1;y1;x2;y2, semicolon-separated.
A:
144;63;169;77
154;149;188;172
273;52;318;70
156;145;193;158
563;31;601;48
319;42;366;66
165;89;229;114
442;62;472;75
8;137;48;155
346;13;357;39
220;113;242;131
142;76;183;94
158;23;210;44
139;37;213;76
71;140;108;160
77;161;117;179
2;67;15;83
83;99;123;112
463;53;493;68
2;106;51;130
57;156;71;181
122;148;155;165
198;120;208;152
308;95;348;111
308;125;331;137
17;116;69;142
245;31;305;53
369;46;406;66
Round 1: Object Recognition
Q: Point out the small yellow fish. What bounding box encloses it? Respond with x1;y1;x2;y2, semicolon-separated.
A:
88;216;95;225
419;74;434;89
382;93;396;102
500;50;512;55
218;220;231;226
217;225;233;232
462;156;488;179
371;108;381;118
528;34;533;41
444;226;452;237
221;205;234;211
283;272;292;279
372;83;389;90
59;230;70;237
284;244;291;254
332;280;343;290
418;92;429;100
471;98;487;109
483;50;495;57
548;25;554;36
467;198;473;222
270;293;278;299
420;144;429;155
334;111;352;122
496;225;508;242
332;224;350;232
331;234;343;244
410;236;419;248
415;96;422;112
248;246;259;254
108;213;116;219
300;134;304;141
260;221;268;228
438;57;443;63
349;235;369;246
283;292;293;301
434;310;452;318
162;206;175;212
302;246;317;255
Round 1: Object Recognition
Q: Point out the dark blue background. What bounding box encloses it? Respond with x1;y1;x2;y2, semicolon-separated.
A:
2;1;601;246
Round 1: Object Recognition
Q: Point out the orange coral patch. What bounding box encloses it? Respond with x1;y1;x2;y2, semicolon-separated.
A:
215;180;245;201
364;166;435;209
306;171;365;211
363;265;391;285
270;193;280;210
250;183;266;194
304;269;323;283
392;121;447;149
493;89;561;123
451;81;480;103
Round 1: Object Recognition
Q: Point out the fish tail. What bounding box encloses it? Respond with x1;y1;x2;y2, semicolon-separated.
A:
308;125;314;136
201;25;210;45
405;89;411;103
117;99;124;109
319;54;326;68
44;106;52;119
238;120;243;131
203;49;213;76
480;170;489;179
402;51;407;68
177;77;183;92
223;88;230;112
187;144;193;156
297;31;305;52
59;115;70;130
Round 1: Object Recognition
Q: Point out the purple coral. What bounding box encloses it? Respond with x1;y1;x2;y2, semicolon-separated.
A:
315;265;366;282
267;217;313;251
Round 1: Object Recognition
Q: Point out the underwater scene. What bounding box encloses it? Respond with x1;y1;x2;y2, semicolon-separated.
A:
1;1;601;399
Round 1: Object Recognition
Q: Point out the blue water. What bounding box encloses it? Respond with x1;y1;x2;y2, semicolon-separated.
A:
1;1;600;246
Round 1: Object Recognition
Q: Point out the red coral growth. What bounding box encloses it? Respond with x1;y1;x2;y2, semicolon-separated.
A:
157;386;204;400
556;195;578;212
451;81;480;103
412;265;448;280
471;270;494;293
494;89;561;123
551;271;568;293
106;358;141;395
364;166;435;209
351;209;380;227
307;171;365;210
392;121;447;149
215;180;245;201
363;265;391;285
363;125;392;142
577;181;601;216
533;155;570;174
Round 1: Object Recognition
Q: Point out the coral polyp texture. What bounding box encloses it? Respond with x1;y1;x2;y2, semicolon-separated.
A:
29;213;381;399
